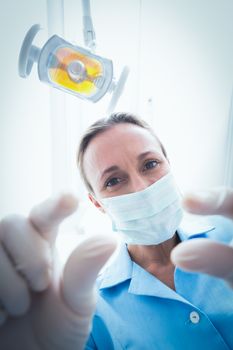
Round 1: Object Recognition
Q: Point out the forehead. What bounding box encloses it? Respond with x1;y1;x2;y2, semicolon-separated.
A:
83;123;162;176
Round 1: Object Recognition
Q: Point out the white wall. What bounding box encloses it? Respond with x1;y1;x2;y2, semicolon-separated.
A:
138;0;233;193
0;0;52;217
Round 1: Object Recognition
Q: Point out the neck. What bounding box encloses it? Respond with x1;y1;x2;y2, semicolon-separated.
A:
127;233;180;268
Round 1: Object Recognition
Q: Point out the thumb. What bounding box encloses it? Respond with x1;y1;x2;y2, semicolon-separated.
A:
62;234;118;315
183;187;233;219
29;193;78;245
171;239;233;288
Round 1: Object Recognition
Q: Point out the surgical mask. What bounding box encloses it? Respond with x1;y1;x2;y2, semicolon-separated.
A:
101;172;183;245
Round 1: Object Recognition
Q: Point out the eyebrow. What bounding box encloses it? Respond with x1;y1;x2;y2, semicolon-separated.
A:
100;151;158;182
137;151;156;161
100;165;120;182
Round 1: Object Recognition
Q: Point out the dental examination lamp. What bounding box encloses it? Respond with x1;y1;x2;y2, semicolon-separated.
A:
18;0;129;113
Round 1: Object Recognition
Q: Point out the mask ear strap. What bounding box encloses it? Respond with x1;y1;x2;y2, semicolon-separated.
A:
88;193;105;213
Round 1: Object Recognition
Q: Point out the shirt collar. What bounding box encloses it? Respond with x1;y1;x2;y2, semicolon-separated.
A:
99;242;133;289
178;213;215;239
99;216;215;290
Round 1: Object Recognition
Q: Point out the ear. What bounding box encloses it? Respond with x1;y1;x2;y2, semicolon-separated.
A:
88;193;106;213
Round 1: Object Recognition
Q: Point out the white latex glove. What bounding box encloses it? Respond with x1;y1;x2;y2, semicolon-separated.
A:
0;194;117;350
171;188;233;288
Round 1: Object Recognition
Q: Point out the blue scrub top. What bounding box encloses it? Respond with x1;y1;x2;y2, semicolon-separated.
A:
85;215;233;350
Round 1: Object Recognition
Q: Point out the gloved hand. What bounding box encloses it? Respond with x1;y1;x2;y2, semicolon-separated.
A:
0;194;117;350
171;188;233;288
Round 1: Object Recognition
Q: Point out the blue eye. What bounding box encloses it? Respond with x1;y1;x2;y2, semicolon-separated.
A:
143;160;158;171
106;177;121;188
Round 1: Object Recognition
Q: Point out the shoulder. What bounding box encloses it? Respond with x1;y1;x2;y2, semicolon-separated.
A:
181;214;233;244
201;215;233;244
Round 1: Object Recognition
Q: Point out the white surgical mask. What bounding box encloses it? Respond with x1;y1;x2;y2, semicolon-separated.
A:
101;172;183;245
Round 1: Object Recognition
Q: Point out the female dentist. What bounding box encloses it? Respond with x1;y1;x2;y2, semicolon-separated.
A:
79;113;233;349
0;112;232;350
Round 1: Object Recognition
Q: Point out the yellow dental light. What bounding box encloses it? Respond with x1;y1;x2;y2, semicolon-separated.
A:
49;46;104;95
18;24;129;109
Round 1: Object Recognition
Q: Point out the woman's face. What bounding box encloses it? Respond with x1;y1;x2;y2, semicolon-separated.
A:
83;123;170;210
